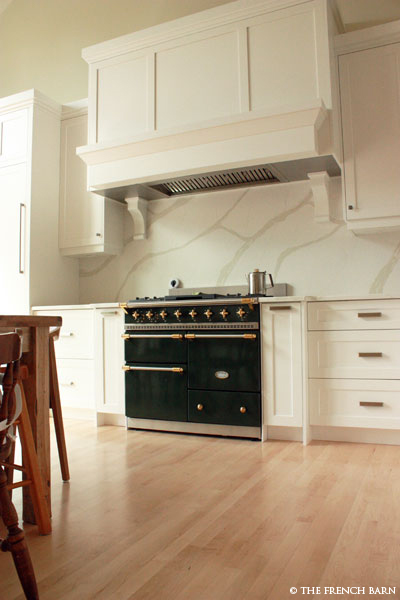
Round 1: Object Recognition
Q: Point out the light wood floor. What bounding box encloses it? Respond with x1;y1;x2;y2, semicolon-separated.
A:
1;422;399;600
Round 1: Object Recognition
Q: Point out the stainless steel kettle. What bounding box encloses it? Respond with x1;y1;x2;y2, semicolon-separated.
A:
246;269;274;295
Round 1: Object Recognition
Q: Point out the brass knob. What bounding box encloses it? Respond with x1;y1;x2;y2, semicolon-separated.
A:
240;406;246;414
132;310;140;320
146;310;154;320
204;309;213;319
237;307;246;318
220;308;229;319
197;403;204;411
174;309;182;319
160;310;167;319
189;309;197;319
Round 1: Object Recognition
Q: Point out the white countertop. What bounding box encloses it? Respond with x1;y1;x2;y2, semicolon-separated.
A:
32;294;400;311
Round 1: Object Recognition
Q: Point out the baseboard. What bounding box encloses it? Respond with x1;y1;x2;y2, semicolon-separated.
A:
311;426;400;446
266;426;303;442
96;413;126;427
56;407;96;421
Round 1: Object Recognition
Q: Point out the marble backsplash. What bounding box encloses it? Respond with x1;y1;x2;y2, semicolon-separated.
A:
79;179;400;302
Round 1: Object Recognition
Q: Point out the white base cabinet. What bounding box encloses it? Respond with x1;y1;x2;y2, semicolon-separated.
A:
261;303;303;439
308;299;400;437
94;308;125;420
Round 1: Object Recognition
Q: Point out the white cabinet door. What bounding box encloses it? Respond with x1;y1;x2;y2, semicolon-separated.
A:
261;303;303;427
94;308;125;415
59;112;124;257
339;43;400;232
0;108;28;166
59;114;104;252
0;163;29;314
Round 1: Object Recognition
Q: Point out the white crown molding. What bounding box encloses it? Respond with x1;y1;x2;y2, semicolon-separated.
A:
82;0;319;63
0;88;61;117
335;18;400;54
61;98;88;120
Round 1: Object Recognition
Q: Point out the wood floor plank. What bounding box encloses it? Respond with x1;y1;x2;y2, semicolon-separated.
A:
0;423;398;600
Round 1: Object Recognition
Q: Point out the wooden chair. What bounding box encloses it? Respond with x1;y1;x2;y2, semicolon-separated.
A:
0;332;39;599
49;327;70;482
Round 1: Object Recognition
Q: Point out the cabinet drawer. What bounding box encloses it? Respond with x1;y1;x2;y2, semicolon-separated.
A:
309;379;400;429
188;390;260;427
308;300;400;331
57;359;95;410
35;309;94;358
308;330;400;379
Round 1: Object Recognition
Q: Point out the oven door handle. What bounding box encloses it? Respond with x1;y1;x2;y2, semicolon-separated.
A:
122;334;183;340
185;333;257;340
122;365;184;373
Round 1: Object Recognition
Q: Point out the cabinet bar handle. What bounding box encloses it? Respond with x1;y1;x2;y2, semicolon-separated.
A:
269;306;291;311
122;365;184;373
101;311;118;316
360;401;383;407
60;331;74;337
60;381;74;387
358;352;382;358
19;203;26;274
357;312;382;318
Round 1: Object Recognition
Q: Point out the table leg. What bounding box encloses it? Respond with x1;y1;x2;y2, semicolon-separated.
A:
22;327;51;523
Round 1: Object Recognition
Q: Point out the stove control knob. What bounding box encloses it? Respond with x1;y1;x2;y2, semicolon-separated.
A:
240;406;247;414
204;309;213;319
174;309;182;319
146;310;154;320
159;310;167;320
237;307;246;318
197;404;204;411
220;308;229;319
189;309;197;319
132;310;140;320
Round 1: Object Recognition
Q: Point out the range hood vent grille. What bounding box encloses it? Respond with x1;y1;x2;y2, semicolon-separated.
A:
151;165;281;196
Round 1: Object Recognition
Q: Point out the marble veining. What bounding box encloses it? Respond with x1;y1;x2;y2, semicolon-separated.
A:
78;180;400;303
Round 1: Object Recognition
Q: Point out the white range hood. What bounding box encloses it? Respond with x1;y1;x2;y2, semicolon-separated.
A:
78;0;343;237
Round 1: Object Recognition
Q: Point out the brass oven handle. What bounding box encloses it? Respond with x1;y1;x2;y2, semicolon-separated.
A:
358;352;382;358
360;401;383;407
185;334;256;340
122;334;183;340
269;306;291;311
357;312;382;318
122;365;184;373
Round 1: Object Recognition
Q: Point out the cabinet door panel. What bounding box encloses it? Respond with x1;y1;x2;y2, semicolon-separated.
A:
261;304;303;427
0;109;28;165
0;164;29;314
340;44;400;221
59;115;104;249
95;309;125;415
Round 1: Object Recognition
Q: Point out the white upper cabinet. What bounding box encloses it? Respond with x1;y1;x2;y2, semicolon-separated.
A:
337;26;400;233
59;104;125;257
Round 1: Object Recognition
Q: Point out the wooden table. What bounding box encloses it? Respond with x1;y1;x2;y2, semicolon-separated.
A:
0;315;62;523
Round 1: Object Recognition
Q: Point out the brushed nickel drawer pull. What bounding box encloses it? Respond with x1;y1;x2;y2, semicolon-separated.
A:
360;401;384;407
357;312;382;318
358;352;383;358
269;306;291;311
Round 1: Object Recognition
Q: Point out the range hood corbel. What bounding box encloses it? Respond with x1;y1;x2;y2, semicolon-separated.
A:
124;185;168;239
307;171;333;223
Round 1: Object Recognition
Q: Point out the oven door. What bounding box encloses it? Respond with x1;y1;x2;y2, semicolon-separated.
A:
125;364;187;421
187;331;260;392
124;332;187;363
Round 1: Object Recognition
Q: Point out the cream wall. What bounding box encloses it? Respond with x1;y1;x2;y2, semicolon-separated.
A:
79;180;400;302
0;0;231;103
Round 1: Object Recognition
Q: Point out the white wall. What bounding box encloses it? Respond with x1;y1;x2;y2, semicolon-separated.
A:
79;180;400;302
0;0;231;103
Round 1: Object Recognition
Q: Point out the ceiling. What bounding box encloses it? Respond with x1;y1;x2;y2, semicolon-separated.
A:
1;0;400;32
